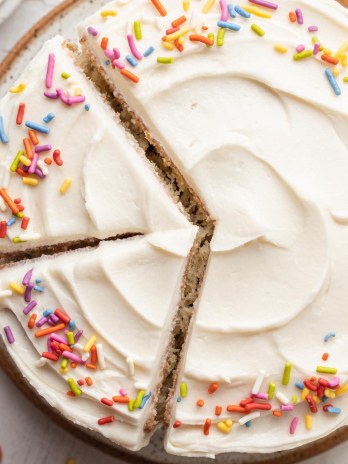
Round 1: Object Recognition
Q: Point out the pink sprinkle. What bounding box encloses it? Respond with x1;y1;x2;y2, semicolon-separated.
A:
87;26;98;36
119;388;128;396
104;48;115;60
295;8;303;24
62;351;85;364
290;416;299;435
28;153;38;174
127;34;143;60
280;404;294;411
252;392;269;400
45;53;55;89
113;48;121;59
36;316;48;328
248;0;278;10
113;59;125;69
296;44;305;53
313;43;320;55
57;88;70;105
68;96;86;104
44;91;58;99
308;26;318;32
328;377;340;388
219;0;228;21
4;326;15;344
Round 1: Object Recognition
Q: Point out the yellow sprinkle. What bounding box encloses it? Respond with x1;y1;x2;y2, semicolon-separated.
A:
61;358;69;369
166;27;189;42
67;378;82;397
336;383;348;396
333;67;340;78
134;390;145;408
9;281;26;295
334;41;348;58
183;0;190;11
12;237;25;244
9;83;26;94
217;420;233;433
134;21;142;40
84;335;97;352
293;50;313;61
313;395;321;404
305;415;312;430
16;212;24;219
19;155;31;167
74;87;83;96
207;32;214;47
282;361;292;385
128;399;135;411
251;23;265;37
324;388;336;399
242;5;271;18
341;54;347;67
292;395;298;405
316;366;337;374
61;72;71;79
100;10;117;18
202;0;216;13
268;381;276;400
180;382;187;398
22;177;39;187
323;48;332;56
178;36;185;45
301;387;309;401
60;367;69;375
60;178;72;194
163;41;175;51
217;28;225;47
274;44;288;54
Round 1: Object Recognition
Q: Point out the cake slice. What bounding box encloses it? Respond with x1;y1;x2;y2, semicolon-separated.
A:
0;228;197;451
78;0;348;457
0;35;192;260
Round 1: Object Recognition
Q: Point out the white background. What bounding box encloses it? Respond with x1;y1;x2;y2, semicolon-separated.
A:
0;1;347;463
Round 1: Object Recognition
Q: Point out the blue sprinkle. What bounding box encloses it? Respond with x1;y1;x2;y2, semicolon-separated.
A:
227;3;237;17
177;397;182;403
25;121;50;134
0;116;8;144
324;331;336;343
139;392;152;409
34;285;44;292
295;380;304;390
69;320;76;330
327;407;341;414
105;59;110;66
245;421;251;427
143;46;155;57
322;395;328;402
234;5;251;17
217;21;241;31
43;113;55;124
35;278;42;284
43;309;53;317
126;55;138;67
325;69;341;96
85;103;91;111
7;217;16;226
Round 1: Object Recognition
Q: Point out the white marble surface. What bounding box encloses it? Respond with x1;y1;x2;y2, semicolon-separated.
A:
0;1;347;463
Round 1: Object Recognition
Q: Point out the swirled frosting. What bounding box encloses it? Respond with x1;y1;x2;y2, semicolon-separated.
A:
0;36;192;252
78;0;348;456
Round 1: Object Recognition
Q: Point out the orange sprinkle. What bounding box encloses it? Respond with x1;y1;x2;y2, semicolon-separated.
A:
208;382;219;394
0;189;19;214
166;27;179;36
91;345;98;365
35;323;65;338
44;157;52;165
227;405;247;413
151;0;167;16
189;34;214;46
23;138;34;160
28;130;39;145
215;405;222;416
173;420;182;428
77;379;85;386
28;313;37;329
101;37;108;49
203;418;211;435
112;396;130;404
273;410;283;417
310;376;317;382
120;69;139;83
86;363;97;370
321;54;339;65
289;11;296;22
59;343;72;352
174;39;184;52
322;352;329;361
71;362;77;369
202;26;209;31
171;15;186;28
197;399;204;407
85;377;93;386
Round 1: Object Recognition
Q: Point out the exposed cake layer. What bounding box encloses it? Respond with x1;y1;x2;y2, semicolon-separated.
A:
0;229;197;451
0;35;192;255
78;0;348;456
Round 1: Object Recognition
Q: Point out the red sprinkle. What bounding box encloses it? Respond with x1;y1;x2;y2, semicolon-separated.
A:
16;168;29;177
0;221;7;239
54;308;70;324
304;379;318;392
323;403;334;412
174;39;184;52
42;352;59;362
208;383;219;394
322;352;329;361
91;345;98;365
101;398;114;407
203;418;211;435
21;216;30;230
53;149;63;166
16;103;25;125
245;402;272;411
173;420;182;428
239;397;254;407
77;379;85;386
98;416;115;425
14;198;21;204
317;385;325;398
165;27;179;36
306;394;318;413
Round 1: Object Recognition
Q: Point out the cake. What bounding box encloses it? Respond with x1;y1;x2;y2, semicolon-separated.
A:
1;0;348;459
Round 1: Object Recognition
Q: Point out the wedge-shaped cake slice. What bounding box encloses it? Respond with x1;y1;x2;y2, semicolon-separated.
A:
78;0;348;457
0;35;191;256
0;228;197;451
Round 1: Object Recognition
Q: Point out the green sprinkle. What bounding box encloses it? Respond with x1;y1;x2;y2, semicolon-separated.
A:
316;366;337;374
10;150;24;172
67;331;75;346
282;361;292;386
61;358;69;369
268;381;276;400
134;21;142;40
293;50;313;61
61;72;71;79
207;32;214;47
180;382;187;398
217;28;225;46
67;378;82;396
251;24;265;37
128;399;135;411
134;390;145;408
157;57;174;64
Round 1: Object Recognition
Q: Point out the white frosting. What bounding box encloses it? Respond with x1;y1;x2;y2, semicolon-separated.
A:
0;229;197;450
0;35;192;251
78;0;348;456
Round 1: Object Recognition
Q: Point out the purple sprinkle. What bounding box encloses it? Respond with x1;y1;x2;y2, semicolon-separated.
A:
87;26;98;36
296;44;305;53
24;284;33;303
313;43;321;55
4;326;15;344
34;167;45;179
308;26;318;32
47;318;55;327
74;330;83;343
44;91;58;99
22;268;33;286
23;300;37;315
295;8;303;25
50;314;60;324
35;144;52;153
248;0;278;10
36;316;48;328
28;153;38;174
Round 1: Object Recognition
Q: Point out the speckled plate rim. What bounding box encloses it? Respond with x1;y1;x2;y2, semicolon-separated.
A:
0;1;348;463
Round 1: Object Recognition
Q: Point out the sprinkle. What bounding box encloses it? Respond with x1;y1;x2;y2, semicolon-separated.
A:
45;54;55;89
220;0;228;20
248;0;277;8
112;395;130;404
235;5;250;18
217;28;225;46
207;33;215;46
322;54;339;66
197;399;205;407
127;34;143;60
54;308;70;324
98;416;115;425
157;57;174;64
144;46;155;57
217;420;233;433
85;377;93;386
10;150;23;172
228;4;236;17
274;44;287;53
25;121;50;134
4;326;15;344
268;381;276;399
280;404;294;412
9;281;25;295
120;69;139;83
151;0;167;16
313;43;321;55
251;23;265;36
304;415;313;430
28;130;39;146
203;418;211;435
87;26;98;36
119;388;128;397
208;383;219;394
215;405;222;415
134;390;145;408
23;300;37;315
100;37;108;50
251;370;266;395
273;410;282;417
84;103;91;112
306;394;318;413
203;0;216;13
35;144;52;154
126;55;138;67
35;323;65;338
7;217;16;226
239;412;260;425
173;420;182;428
275;392;289;405
242;5;271;18
324;332;336;342
217;21;240;31
295;380;304;390
0;116;8;144
0;222;7;239
296;44;305;53
293;50;313;61
289;11;296;22
16;103;25;125
172;15;187;28
245;402;272;411
100;10;117;17
52;149;63;166
43;113;55;124
301;387;310;401
324;388;336;399
282;362;292;386
9;83;26;93
290;417;299;435
336;384;348;396
163;41;175;51
189;34;214;46
101;398;114;407
292;395;298;404
180;382;187;398
295;8;303;25
128;399;135;411
22;178;38;187
253;392;268;400
316;365;337;375
42;352;59;362
95;344;105;369
60;178;72;194
134;21;142;40
308;26;318;33
83;335;97;352
166;27;189;42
